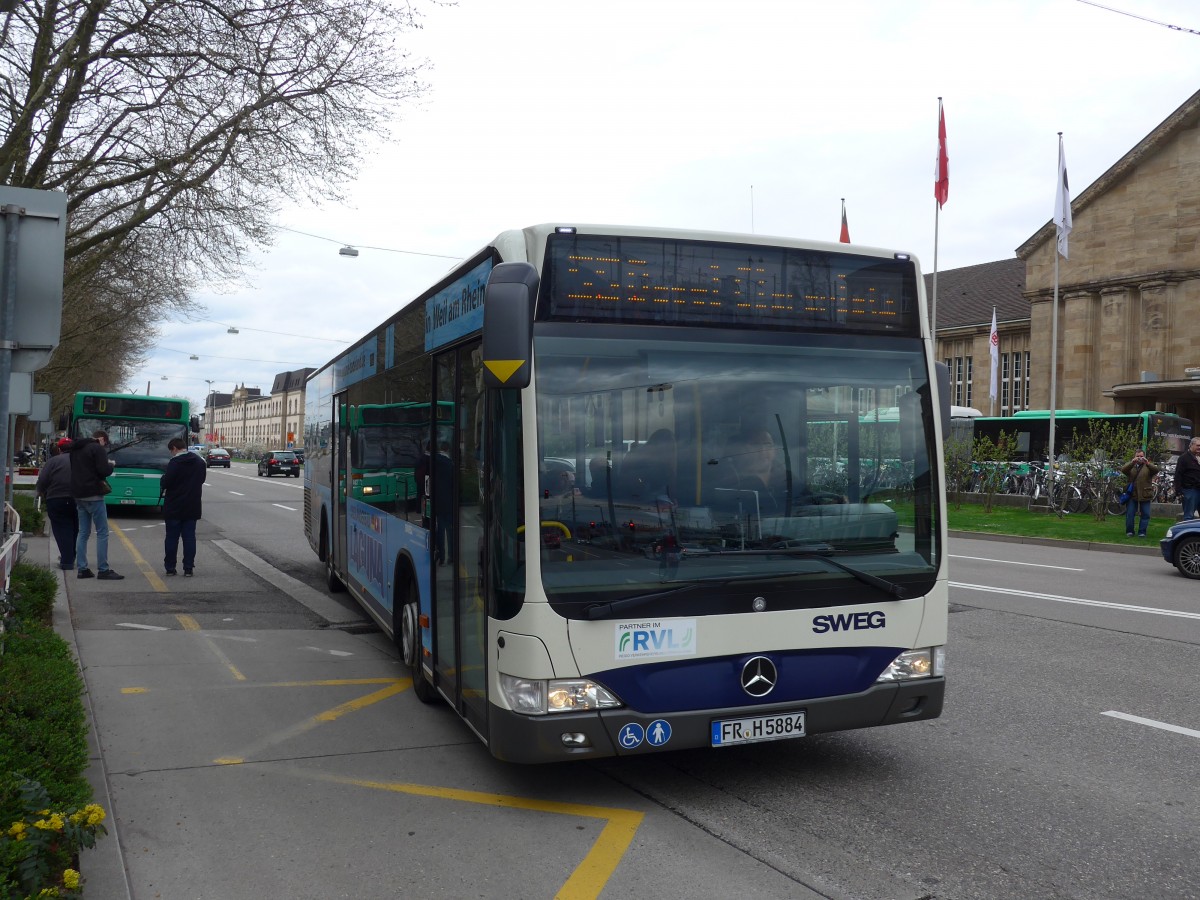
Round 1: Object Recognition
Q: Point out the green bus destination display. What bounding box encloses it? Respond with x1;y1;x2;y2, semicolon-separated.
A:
80;395;185;420
541;234;919;334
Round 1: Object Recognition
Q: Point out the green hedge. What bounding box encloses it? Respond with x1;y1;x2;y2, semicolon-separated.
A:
10;494;44;535
0;562;92;837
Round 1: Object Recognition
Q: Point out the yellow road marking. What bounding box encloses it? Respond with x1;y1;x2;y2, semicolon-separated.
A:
177;614;246;681
326;774;644;900
119;678;402;696
215;678;409;763
110;522;168;591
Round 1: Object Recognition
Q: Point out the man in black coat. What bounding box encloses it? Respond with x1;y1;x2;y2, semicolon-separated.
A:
161;437;207;576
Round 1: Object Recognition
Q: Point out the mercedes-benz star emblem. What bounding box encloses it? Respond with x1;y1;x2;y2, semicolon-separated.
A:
740;656;777;698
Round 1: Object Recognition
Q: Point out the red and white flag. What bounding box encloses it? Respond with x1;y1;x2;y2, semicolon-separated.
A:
934;99;949;208
989;307;999;403
839;199;850;243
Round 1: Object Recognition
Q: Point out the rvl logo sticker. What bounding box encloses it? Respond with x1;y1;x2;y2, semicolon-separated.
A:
615;619;697;660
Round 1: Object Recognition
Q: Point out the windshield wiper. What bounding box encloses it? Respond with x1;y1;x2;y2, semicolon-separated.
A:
583;583;699;620
766;543;907;599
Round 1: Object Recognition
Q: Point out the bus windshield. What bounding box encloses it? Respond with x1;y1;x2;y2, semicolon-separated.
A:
534;326;939;616
73;417;187;471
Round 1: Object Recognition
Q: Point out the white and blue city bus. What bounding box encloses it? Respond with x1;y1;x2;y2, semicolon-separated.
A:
304;224;948;762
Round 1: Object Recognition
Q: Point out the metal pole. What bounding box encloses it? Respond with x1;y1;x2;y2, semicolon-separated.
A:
1048;251;1060;472
0;205;21;535
931;201;939;338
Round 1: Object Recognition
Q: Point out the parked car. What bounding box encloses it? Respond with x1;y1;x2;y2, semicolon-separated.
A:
1160;518;1200;578
258;450;299;477
292;448;305;463
206;448;231;468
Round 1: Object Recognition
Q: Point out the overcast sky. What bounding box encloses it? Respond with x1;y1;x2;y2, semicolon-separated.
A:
122;0;1200;418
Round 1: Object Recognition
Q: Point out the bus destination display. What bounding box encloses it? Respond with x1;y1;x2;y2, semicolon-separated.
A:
542;234;919;334
80;396;185;420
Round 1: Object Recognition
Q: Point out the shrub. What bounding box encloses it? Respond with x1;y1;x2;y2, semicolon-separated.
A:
0;627;90;818
0;562;100;898
5;563;58;627
1;776;106;899
9;494;44;535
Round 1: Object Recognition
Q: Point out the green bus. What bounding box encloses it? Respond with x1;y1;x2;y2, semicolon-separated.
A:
349;401;453;510
68;392;194;507
971;409;1193;462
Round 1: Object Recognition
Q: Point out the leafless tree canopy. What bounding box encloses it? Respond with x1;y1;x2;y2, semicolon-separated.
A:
1;0;433;411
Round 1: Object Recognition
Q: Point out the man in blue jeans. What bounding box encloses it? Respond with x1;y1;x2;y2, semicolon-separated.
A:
160;438;207;576
1121;449;1159;538
69;429;124;580
1173;438;1200;519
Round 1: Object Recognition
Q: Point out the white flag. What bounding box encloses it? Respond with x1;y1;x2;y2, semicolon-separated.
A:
1054;134;1072;258
989;307;999;402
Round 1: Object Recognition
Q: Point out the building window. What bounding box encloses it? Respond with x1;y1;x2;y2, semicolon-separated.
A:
1001;353;1010;413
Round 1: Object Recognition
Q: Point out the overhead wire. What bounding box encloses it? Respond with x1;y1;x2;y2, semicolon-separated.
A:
1075;0;1200;35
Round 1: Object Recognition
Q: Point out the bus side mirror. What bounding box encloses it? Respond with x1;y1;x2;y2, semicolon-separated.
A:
57;412;68;431
482;262;538;390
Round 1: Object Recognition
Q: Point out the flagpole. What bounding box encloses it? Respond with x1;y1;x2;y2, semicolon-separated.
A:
1048;130;1067;474
1049;250;1059;470
932;201;939;337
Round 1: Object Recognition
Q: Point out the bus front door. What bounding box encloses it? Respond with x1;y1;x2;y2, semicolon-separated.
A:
432;342;488;739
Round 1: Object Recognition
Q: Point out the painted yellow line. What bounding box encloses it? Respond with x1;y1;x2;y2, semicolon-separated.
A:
313;681;410;723
117;678;404;696
177;614;246;681
214;678;410;764
329;775;644;900
110;522;168;591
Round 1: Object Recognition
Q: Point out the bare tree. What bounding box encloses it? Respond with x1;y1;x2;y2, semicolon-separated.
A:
1;0;434;408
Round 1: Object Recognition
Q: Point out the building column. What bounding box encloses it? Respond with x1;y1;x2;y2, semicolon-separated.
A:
1097;286;1131;413
1061;290;1097;409
1028;293;1054;409
1138;281;1170;396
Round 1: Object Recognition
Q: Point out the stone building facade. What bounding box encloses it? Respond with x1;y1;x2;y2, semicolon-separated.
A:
1018;88;1200;424
930;88;1200;429
204;367;314;451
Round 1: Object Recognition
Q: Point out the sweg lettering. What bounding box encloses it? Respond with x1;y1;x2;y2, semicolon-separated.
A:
812;611;886;633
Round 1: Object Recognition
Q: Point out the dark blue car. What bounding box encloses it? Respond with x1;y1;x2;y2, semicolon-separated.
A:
1160;518;1200;578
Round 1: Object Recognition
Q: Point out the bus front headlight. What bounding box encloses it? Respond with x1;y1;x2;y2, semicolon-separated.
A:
499;674;622;715
877;646;944;682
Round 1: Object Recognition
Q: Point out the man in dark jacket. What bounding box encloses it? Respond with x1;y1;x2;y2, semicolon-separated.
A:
70;430;123;580
160;438;207;576
1174;438;1200;520
37;439;78;569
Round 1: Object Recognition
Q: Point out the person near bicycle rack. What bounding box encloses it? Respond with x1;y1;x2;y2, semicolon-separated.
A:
1121;449;1159;537
1173;437;1200;520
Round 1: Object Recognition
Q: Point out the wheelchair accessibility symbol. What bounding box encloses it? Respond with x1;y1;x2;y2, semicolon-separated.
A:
618;723;644;749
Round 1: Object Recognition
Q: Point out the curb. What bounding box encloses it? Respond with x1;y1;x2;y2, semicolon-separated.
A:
948;529;1161;556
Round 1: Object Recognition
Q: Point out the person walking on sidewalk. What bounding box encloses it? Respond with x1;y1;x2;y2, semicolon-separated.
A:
1121;449;1159;538
70;430;124;580
36;439;78;570
1173;437;1200;520
160;437;206;576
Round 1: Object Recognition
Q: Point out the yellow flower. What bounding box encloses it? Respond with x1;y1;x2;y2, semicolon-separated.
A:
62;869;80;890
85;805;106;827
7;821;27;840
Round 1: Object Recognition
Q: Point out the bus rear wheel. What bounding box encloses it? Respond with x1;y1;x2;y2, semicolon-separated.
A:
320;523;345;593
397;583;438;704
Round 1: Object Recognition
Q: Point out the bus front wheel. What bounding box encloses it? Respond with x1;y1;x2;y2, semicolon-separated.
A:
398;584;438;704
